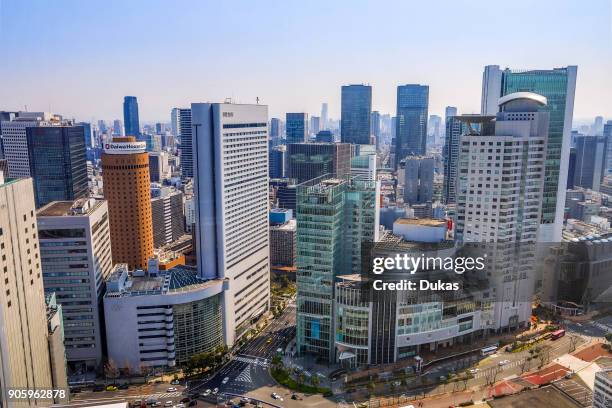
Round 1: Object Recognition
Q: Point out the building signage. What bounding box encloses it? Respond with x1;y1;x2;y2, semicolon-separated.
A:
104;141;146;154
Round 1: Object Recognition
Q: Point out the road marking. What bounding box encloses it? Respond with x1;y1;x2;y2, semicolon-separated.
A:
235;367;252;383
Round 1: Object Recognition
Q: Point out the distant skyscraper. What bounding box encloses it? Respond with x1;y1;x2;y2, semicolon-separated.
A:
403;156;434;205
428;114;442;145
78;122;93;148
123;96;140;137
316;130;335;143
149;151;169;182
573;135;608;191
321;103;329;130
101;136;153;270
395;84;429;165
604;121;612;174
191;103;270;346
310;116;321;136
445;106;458;121
286;142;352;183
442;115;468;204
26;125;88;208
286;113;308;143
112;119;123;136
179;108;193;178
592;116;604;135
371;111;381;148
481;65;577;242
37;199;113;371
270;117;281;139
170;107;181;136
341;84;372;145
269;145;286;179
0;174;54;406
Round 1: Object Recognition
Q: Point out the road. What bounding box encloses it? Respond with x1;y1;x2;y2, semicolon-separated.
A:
55;383;189;407
189;301;297;404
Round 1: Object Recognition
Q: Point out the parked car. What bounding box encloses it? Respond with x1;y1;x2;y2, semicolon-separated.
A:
171;379;180;385
164;401;173;407
212;388;219;395
118;383;129;390
167;387;177;392
201;389;211;397
498;359;510;366
93;385;105;392
222;377;230;384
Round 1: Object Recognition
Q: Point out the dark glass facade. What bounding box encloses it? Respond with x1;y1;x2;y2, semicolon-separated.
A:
123;96;140;137
286;143;351;184
26;126;88;208
341;85;372;145
286;113;308;144
395;84;429;166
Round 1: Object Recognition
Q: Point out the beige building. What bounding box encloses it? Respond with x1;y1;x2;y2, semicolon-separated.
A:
0;174;54;406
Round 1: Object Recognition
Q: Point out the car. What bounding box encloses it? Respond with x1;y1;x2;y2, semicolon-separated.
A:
70;387;82;394
164;402;173;407
118;383;129;390
171;379;180;385
240;397;250;404
212;388;219;395
151;403;162;407
222;376;230;384
201;389;211;397
93;385;105;392
175;404;186;408
266;338;272;344
180;397;190;403
167;387;178;392
469;368;479;374
498;359;510;366
271;392;280;399
291;394;298;400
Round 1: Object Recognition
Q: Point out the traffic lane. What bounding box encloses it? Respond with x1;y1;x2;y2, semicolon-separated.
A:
72;383;185;401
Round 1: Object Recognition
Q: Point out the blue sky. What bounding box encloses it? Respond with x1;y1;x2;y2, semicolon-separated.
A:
1;0;611;123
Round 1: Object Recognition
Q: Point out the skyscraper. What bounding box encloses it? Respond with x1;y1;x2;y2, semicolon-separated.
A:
37;198;113;371
456;92;548;331
151;187;185;248
395;84;429;165
296;175;379;361
442;114;468;204
170;107;181;136
179;108;193;178
191;103;270;345
321;103;329;130
0;174;54;406
26;125;88;208
78;121;93;149
0;111;59;178
286;113;308;144
341;84;372;145
101;136;153;269
286;142;352;183
402;156;434;205
370;110;381;148
310;116;321;136
270;117;282;139
269;145;286;179
112;119;123;136
481;65;577;241
123;96;140;137
604;121;612;174
573;135;608;191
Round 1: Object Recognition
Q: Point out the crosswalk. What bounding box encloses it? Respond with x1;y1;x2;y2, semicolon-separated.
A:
474;360;523;379
147;391;183;398
235;366;252;383
235;355;269;368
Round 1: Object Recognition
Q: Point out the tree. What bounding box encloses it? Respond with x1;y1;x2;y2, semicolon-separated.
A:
310;375;320;389
104;359;119;384
297;373;306;387
139;363;151;383
520;357;531;374
484;367;501;386
123;360;133;383
537;345;551;368
569;335;579;352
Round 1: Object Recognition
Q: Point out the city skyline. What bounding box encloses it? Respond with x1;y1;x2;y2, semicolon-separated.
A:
1;0;611;122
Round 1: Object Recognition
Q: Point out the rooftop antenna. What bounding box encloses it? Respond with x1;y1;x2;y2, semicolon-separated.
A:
256;97;260;104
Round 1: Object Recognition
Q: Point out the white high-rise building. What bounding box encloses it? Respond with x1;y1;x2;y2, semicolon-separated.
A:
594;368;612;408
37;198;113;372
0;173;54;406
191;103;270;346
480;65;577;242
170;107;181;137
456;92;549;331
321;102;329;130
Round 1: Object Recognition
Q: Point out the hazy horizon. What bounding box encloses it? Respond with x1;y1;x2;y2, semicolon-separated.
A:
1;0;611;124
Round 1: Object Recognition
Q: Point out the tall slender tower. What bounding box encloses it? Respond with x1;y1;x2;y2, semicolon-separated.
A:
101;136;153;269
0;173;54;406
192;103;270;346
395;84;429;165
123;96;140;137
341;84;372;145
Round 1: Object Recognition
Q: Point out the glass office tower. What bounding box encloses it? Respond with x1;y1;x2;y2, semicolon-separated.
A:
341;84;372;145
123;95;140;137
395;84;429;166
296;175;379;361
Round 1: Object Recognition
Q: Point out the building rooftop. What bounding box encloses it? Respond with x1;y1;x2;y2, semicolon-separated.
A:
38;198;103;217
105;264;223;298
271;219;296;231
394;217;446;227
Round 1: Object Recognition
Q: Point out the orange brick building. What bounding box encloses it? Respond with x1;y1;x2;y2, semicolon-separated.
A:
102;136;153;269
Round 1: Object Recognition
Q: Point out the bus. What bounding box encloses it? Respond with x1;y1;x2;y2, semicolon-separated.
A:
481;345;498;356
551;329;566;340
